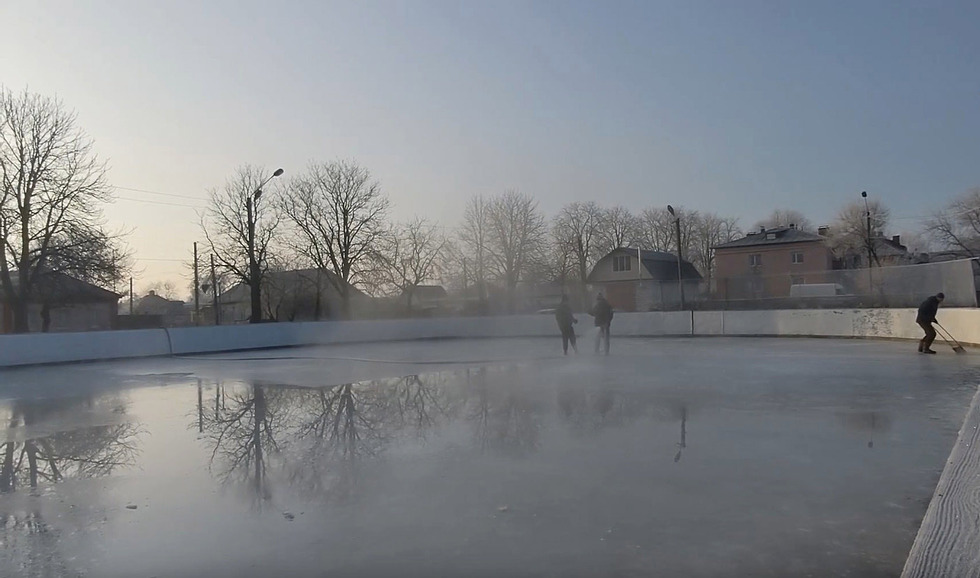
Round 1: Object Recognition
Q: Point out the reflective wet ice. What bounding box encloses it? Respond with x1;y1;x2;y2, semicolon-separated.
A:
0;337;977;577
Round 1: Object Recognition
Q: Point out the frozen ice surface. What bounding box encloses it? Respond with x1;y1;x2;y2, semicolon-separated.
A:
0;337;978;577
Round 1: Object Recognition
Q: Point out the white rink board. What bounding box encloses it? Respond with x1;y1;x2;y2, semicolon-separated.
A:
0;308;976;367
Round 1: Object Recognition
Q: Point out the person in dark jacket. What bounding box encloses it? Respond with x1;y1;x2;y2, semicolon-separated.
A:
589;293;614;355
554;294;578;355
916;292;944;354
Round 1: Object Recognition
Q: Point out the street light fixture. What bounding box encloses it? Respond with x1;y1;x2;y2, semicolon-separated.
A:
246;167;284;323
861;191;874;301
667;205;685;310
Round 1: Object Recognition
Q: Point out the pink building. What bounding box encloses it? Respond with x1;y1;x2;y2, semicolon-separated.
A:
714;226;834;300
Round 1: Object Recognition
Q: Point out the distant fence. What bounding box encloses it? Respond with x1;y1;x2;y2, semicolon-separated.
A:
699;259;979;310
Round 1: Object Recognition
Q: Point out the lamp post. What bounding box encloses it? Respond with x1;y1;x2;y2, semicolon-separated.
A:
667;205;685;310
862;191;873;300
247;167;284;323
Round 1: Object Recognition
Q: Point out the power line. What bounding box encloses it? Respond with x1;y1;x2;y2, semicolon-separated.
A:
115;196;204;209
893;205;980;222
113;185;203;201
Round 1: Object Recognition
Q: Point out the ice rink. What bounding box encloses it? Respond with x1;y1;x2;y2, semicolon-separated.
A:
1;336;978;577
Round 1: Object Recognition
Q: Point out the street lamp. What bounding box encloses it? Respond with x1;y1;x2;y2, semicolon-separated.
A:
862;191;873;300
246;167;284;323
667;205;685;310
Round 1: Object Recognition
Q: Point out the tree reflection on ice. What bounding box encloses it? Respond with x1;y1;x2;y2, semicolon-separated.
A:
0;396;142;493
199;375;463;503
198;367;700;502
0;395;142;578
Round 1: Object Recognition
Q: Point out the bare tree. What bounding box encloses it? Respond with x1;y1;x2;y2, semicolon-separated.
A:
753;208;814;232
435;239;467;294
897;230;934;256
637;207;675;252
637;206;699;256
280;160;389;318
635;207;739;280
597;206;640;255
688;213;741;284
259;257;306;322
486;191;546;300
552;202;602;298
0;88;128;332
926;188;980;256
540;235;576;287
379;217;447;309
828;199;891;267
459;195;492;301
201;165;282;322
140;280;180;300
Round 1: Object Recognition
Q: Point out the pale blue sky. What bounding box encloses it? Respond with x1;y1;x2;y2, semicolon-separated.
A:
3;1;979;289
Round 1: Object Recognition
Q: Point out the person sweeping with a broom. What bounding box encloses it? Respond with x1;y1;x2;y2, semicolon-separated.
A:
916;292;944;354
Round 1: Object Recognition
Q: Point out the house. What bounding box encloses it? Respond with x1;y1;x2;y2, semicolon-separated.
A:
133;291;191;327
0;272;120;333
587;248;702;311
402;285;448;311
836;234;912;269
714;226;834;300
217;268;368;323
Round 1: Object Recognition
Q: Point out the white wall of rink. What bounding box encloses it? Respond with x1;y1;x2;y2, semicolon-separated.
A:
0;307;976;367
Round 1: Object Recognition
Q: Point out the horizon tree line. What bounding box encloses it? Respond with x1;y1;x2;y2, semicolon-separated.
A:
4;86;977;330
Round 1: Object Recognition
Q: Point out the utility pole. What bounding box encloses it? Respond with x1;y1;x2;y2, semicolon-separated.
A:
637;246;642;281
247;167;284;325
129;277;134;315
193;242;200;326
210;253;219;326
246;195;260;324
667;205;685;310
862;191;873;300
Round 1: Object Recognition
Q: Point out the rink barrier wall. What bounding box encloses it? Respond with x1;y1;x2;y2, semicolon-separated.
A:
0;307;977;367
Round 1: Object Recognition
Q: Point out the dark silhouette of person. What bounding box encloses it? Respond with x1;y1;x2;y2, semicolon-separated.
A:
916;292;944;354
589;293;614;355
554;294;578;355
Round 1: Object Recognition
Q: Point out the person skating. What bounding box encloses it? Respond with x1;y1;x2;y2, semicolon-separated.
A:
554;294;578;355
916;292;944;354
589;293;614;355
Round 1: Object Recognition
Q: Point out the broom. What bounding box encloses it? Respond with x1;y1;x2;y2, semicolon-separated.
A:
935;322;967;354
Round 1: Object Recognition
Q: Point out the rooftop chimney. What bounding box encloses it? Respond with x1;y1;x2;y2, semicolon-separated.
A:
892;235;901;245
818;226;829;237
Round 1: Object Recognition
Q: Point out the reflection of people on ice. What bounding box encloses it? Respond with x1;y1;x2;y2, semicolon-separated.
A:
554;294;578;355
916;292;944;354
589;293;614;355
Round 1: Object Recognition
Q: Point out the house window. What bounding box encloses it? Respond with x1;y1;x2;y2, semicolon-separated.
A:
613;255;631;272
792;252;804;264
766;233;776;240
749;254;762;267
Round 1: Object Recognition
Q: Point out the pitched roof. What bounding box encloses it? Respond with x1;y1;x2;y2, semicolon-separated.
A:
714;227;825;249
218;268;365;303
135;293;187;315
873;236;908;256
590;248;702;282
405;285;448;300
2;271;120;303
